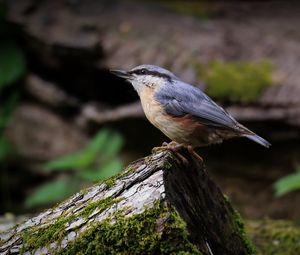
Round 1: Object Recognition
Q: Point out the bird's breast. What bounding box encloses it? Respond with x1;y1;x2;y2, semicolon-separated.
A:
139;87;166;127
139;87;206;146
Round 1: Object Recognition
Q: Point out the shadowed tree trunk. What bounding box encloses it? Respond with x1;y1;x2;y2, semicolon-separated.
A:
0;148;255;255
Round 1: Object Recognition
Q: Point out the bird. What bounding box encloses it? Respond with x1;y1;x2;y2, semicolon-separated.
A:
111;64;271;159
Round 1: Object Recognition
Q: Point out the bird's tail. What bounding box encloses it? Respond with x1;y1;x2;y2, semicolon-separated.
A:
243;134;271;148
235;123;271;148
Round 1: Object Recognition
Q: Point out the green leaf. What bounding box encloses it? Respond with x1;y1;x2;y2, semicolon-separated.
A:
78;159;123;182
44;130;110;171
0;93;19;136
273;171;300;196
44;151;93;172
82;129;123;160
0;137;13;161
25;179;79;208
101;131;124;160
44;130;109;171
84;129;111;153
0;41;26;89
44;129;123;172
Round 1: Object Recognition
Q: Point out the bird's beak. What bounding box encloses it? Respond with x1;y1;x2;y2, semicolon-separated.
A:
110;69;131;80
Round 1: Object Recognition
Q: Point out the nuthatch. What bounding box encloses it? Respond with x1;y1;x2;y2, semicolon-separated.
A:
111;65;271;152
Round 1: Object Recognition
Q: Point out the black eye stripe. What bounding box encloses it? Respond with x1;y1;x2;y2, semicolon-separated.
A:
129;69;172;82
129;68;147;75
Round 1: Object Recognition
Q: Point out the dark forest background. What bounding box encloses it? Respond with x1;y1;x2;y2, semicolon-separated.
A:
1;0;300;239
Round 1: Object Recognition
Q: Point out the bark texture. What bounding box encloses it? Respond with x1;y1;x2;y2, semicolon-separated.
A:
0;148;254;255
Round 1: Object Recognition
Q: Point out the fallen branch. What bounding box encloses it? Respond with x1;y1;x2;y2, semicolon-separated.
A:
0;148;255;255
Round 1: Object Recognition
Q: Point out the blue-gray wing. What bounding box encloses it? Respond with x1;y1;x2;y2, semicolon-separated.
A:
155;81;238;130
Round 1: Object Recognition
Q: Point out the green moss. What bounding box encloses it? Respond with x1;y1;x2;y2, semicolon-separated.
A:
195;60;273;103
22;216;73;252
224;195;256;254
232;209;257;254
61;200;202;255
147;0;220;19
80;197;121;220
103;165;137;188
22;197;118;253
246;219;300;255
163;161;173;170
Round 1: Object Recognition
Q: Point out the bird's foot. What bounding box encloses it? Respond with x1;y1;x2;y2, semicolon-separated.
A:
187;145;203;163
152;141;189;165
152;141;181;153
152;142;202;164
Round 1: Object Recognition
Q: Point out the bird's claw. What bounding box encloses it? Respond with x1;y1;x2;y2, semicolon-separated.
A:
187;145;203;163
152;141;181;153
152;141;189;165
152;142;203;164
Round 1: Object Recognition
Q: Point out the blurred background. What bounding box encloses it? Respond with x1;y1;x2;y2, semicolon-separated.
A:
0;0;300;238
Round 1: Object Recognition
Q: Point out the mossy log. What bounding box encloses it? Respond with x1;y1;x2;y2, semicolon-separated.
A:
0;148;255;254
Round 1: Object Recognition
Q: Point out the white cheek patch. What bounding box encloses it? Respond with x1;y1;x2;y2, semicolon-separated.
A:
142;76;165;87
131;75;166;94
131;78;143;93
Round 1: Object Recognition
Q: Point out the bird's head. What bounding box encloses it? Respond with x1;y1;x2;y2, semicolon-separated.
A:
110;64;178;94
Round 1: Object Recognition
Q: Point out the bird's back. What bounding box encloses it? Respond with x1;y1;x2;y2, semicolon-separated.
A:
154;79;271;147
156;80;238;130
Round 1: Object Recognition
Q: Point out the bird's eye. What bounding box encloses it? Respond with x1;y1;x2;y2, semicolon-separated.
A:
130;68;147;75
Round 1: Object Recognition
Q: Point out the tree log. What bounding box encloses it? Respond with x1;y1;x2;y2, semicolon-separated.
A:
0;148;255;255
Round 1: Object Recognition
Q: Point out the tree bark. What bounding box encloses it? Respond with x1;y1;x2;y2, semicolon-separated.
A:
0;148;255;255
